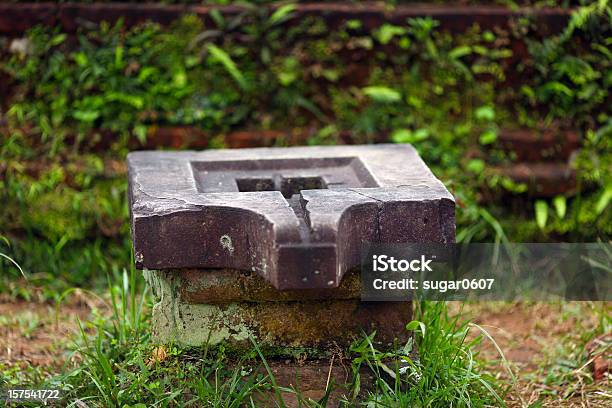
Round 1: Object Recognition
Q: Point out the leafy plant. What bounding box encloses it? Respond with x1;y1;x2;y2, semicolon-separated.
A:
350;301;508;407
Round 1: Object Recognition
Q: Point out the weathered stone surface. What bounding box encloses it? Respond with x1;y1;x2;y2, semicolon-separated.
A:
129;144;455;290
145;269;412;350
177;268;362;304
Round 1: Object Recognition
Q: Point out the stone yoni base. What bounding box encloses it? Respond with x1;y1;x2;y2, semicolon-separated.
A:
144;269;412;354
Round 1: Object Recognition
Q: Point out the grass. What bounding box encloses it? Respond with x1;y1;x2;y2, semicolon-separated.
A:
0;266;508;407
452;301;611;407
527;302;611;405
1;264;609;406
350;301;508;407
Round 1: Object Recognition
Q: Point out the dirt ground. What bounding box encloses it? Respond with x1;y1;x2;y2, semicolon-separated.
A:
453;302;611;407
0;291;99;373
0;298;610;407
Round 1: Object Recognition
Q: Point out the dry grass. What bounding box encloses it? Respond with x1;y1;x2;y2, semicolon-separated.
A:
453;302;611;407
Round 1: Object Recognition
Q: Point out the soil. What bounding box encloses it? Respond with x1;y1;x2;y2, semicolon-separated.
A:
453;302;611;407
0;294;101;371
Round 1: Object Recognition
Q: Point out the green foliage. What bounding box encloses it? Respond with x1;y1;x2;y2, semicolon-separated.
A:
207;44;249;90
519;0;611;126
4;17;214;152
530;122;612;240
350;301;508;406
363;86;402;103
535;200;549;229
0;148;130;291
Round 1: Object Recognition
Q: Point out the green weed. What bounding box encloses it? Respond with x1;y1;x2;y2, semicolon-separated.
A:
350;301;509;407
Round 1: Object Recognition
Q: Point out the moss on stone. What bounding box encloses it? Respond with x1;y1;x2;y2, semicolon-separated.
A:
144;268;410;355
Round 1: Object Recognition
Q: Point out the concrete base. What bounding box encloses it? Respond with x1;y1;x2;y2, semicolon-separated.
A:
145;269;412;354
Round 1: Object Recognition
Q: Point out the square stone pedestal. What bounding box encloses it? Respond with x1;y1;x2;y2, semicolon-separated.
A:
129;144;454;403
128;144;454;353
